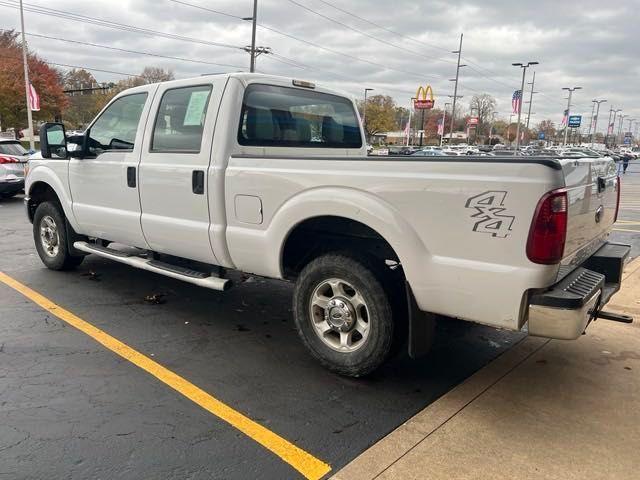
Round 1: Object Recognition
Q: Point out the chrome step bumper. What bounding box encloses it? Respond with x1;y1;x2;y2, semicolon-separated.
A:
528;242;631;340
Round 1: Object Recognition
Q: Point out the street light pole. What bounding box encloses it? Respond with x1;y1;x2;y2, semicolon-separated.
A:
590;99;607;146
19;0;35;151
439;103;450;147
618;114;627;145
562;86;582;146
363;88;373;143
448;33;464;144
513;61;538;150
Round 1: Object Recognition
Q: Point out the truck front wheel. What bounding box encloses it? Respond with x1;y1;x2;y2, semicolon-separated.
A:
33;201;84;271
293;252;396;377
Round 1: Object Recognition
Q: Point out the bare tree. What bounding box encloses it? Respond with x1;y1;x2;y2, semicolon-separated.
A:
469;93;497;136
140;67;175;84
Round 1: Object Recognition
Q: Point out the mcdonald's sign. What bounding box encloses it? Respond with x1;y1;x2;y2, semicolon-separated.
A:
414;85;435;110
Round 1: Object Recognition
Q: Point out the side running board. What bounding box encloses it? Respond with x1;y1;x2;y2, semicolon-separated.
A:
73;241;231;291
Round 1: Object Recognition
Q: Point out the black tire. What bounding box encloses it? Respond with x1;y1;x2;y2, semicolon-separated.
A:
33;201;84;270
1;191;18;199
293;252;396;377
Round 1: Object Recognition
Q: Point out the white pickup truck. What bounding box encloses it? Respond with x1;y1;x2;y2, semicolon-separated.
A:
26;73;630;376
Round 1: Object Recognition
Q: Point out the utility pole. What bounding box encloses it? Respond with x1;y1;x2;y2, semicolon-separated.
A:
590;99;606;146
19;0;34;151
249;0;258;72
448;34;465;144
562;86;582;146
440;103;450;147
513;61;538;150
243;0;271;72
525;70;537;131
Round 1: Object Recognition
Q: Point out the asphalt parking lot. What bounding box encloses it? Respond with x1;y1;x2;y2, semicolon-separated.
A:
1;163;638;479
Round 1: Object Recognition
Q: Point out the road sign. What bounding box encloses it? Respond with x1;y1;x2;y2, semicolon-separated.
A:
538;132;545;140
467;117;479;126
624;137;631;145
568;115;582;128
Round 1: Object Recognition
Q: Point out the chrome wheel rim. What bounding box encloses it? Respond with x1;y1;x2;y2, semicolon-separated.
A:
39;215;60;258
309;278;370;352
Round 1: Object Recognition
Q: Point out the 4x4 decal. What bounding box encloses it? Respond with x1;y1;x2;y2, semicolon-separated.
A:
465;191;515;238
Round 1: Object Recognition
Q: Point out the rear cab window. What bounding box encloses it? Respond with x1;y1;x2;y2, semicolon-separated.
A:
237;84;362;149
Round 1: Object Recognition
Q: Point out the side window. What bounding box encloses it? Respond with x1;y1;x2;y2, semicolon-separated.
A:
237;84;362;148
151;85;212;152
88;93;148;154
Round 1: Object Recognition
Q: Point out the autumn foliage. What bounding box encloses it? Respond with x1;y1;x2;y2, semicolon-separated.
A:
0;30;68;135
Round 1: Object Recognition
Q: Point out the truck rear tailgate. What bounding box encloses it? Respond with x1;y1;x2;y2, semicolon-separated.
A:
560;156;618;265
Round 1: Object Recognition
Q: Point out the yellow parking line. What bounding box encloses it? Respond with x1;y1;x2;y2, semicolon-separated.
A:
0;271;331;480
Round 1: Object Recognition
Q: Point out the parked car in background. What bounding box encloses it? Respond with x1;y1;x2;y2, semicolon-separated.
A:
0;138;29;199
410;149;447;156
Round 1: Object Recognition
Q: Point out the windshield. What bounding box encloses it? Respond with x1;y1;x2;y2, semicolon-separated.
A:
0;141;28;156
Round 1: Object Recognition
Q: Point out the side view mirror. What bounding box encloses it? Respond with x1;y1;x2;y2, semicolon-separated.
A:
39;123;68;159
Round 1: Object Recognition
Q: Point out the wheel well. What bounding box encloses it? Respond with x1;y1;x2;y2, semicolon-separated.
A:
26;182;61;222
281;216;401;280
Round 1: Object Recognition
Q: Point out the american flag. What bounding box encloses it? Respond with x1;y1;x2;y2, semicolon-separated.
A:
512;90;522;114
28;83;40;111
561;109;568;126
437;117;444;135
403;121;410;138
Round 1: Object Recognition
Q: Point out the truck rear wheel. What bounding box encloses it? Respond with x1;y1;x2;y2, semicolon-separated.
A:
33;201;84;271
293;252;395;377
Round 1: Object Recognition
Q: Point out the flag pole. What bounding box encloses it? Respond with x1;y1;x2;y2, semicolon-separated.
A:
19;0;35;151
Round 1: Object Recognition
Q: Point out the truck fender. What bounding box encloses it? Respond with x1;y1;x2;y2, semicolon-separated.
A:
26;165;80;232
268;187;431;288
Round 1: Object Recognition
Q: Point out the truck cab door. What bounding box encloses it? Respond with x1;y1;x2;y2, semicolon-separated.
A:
138;78;227;264
69;87;156;248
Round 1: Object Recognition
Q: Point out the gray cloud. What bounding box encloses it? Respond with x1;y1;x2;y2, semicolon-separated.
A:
3;0;638;130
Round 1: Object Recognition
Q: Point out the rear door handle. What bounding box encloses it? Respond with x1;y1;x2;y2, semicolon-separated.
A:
127;166;136;188
192;170;205;195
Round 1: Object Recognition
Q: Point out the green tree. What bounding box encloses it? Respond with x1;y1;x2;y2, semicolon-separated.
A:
357;95;398;138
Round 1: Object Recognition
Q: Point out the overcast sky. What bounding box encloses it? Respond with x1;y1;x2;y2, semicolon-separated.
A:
2;0;639;132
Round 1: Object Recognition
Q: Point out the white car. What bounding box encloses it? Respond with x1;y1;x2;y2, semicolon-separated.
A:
26;73;629;376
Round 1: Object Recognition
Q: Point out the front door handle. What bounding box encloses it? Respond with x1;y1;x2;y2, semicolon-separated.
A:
192;170;204;195
127;166;136;188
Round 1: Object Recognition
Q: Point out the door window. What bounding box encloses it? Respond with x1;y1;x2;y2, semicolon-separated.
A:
88;93;148;155
151;85;213;153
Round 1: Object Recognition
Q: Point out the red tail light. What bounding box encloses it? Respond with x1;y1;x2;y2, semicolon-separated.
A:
527;189;568;264
614;176;621;223
0;155;17;164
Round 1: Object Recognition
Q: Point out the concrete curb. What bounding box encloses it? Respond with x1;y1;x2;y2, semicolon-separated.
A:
333;336;550;479
334;255;640;480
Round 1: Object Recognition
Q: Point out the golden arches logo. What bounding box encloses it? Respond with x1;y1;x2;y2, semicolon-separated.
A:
414;85;435;109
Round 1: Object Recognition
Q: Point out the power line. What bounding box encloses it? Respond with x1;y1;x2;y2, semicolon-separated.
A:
284;0;456;65
0;53;141;77
0;28;246;71
166;0;244;20
313;0;453;54
0;1;245;51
